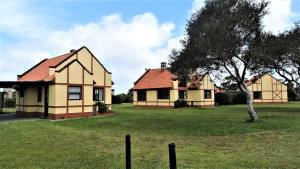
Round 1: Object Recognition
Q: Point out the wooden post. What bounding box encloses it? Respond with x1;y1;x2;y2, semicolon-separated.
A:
125;135;131;169
169;143;176;169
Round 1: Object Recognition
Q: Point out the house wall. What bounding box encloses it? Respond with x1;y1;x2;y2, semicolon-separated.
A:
133;80;179;107
187;74;215;107
248;74;288;103
16;86;44;117
16;47;112;119
133;75;215;108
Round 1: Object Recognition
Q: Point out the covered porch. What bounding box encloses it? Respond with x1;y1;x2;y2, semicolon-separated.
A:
0;81;51;119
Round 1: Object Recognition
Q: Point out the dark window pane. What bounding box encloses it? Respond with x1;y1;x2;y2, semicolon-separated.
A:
179;90;186;99
137;90;146;101
93;88;104;101
20;90;24;97
253;91;262;99
204;90;211;99
68;86;82;100
37;87;42;102
157;89;170;99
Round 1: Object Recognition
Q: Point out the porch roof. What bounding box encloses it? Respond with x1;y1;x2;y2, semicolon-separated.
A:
0;81;51;88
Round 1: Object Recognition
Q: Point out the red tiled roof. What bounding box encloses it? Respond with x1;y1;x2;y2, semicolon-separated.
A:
18;52;74;82
133;68;176;90
246;75;263;86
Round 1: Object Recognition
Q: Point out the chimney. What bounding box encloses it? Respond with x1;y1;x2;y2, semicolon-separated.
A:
161;62;167;71
70;49;76;53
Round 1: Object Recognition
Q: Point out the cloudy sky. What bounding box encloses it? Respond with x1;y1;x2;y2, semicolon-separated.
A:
0;0;299;94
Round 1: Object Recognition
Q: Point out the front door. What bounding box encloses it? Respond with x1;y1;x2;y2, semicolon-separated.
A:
44;86;49;118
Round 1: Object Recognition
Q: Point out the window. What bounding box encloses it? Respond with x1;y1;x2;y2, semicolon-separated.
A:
204;90;211;99
157;89;170;99
20;90;24;97
93;88;104;101
253;91;262;99
68;86;82;100
37;87;42;102
137;90;146;101
179;90;186;99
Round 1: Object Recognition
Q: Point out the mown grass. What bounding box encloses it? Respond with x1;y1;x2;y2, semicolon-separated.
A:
0;108;15;114
0;102;299;168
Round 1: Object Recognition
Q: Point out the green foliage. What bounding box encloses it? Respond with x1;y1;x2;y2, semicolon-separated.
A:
215;93;231;105
174;99;188;108
288;87;300;101
112;95;122;104
94;102;108;113
215;92;247;105
232;92;247;104
252;24;300;90
4;98;15;108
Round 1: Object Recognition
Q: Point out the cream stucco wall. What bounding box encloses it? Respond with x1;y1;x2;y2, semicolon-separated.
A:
186;74;215;107
248;74;288;103
16;86;44;113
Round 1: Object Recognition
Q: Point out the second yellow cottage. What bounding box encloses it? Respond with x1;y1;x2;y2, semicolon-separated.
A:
132;62;215;108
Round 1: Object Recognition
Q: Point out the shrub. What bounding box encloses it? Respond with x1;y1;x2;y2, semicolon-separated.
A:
4;98;15;108
112;95;122;104
215;92;231;105
95;102;108;113
215;92;247;105
174;99;187;108
232;92;247;104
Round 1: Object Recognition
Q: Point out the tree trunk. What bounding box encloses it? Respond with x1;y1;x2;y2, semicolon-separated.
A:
240;82;259;122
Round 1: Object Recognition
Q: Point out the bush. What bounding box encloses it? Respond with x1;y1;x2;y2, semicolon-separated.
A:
95;102;108;113
112;95;122;104
232;92;247;104
215;92;231;105
4;98;15;108
215;92;247;105
174;99;187;108
288;88;300;101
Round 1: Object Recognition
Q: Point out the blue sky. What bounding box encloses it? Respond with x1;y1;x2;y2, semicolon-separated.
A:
0;0;299;94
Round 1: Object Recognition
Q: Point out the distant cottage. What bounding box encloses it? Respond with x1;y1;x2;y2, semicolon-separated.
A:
246;74;288;103
132;62;215;108
0;46;112;120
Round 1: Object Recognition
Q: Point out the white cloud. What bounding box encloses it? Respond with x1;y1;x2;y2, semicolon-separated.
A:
0;10;180;93
191;0;205;13
45;13;177;93
262;0;294;34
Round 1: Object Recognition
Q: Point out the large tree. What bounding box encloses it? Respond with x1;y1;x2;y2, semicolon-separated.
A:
170;0;269;122
252;24;300;99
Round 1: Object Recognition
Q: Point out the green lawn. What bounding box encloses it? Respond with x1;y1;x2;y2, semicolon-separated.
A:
0;103;299;169
0;108;15;114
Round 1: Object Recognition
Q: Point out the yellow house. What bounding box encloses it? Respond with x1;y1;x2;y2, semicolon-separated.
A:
132;62;215;108
0;46;112;120
247;74;288;103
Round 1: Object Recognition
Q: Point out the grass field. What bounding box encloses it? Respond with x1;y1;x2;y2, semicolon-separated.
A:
0;108;15;114
0;103;299;169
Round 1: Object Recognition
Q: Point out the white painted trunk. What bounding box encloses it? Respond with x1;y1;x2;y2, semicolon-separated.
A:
240;82;259;122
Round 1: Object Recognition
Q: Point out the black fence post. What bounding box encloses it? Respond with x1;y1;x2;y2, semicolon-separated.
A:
125;135;131;169
169;143;177;169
